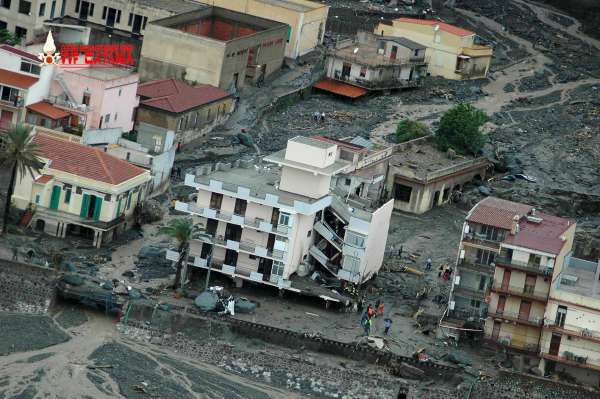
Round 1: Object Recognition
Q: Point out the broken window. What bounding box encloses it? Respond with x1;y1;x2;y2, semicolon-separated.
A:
442;187;450;201
394;183;412;203
470;299;481;308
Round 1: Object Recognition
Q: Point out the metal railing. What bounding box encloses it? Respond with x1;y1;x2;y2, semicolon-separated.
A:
330;50;428;67
332;71;421;90
492;283;548;301
488;310;543;326
198;232;285;261
544;319;600;340
495;256;550;275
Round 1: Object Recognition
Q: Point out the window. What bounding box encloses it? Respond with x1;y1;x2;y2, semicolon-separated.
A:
75;0;79;12
470;299;481;308
126;152;130;161
104;193;111;201
82;92;90;106
88;2;93;16
344;178;351;186
394;183;412;203
142;16;147;30
18;0;30;14
15;26;27;38
49;0;55;17
38;2;45;16
35;194;40;204
555;305;567;327
0;1;10;10
524;274;536;294
359;66;367;78
114;113;118;121
0;21;6;30
480;224;505;241
127;12;133;26
307;230;311;237
528;253;542;266
102;6;106;19
104;114;110;123
278;212;291;227
64;188;71;204
345;231;366;248
116;9;121;23
478;275;487;291
249;254;256;260
476;249;495;265
342;256;360;274
272;261;285;276
20;61;40;75
76;186;82;194
118;88;122;96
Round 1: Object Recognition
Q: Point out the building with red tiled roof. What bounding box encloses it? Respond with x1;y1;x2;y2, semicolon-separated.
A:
136;78;233;144
449;196;577;357
11;129;151;248
26;101;72;130
375;17;493;80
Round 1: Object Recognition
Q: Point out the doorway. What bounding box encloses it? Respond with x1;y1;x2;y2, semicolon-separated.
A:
341;63;351;79
35;219;46;232
518;300;532;321
549;333;561;356
106;8;117;27
432;191;440;207
491;321;501;340
501;270;511;290
79;1;90;20
390;45;398;60
0;110;13;130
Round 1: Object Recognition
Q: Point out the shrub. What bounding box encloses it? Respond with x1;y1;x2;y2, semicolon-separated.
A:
395;119;428;143
435;103;488;155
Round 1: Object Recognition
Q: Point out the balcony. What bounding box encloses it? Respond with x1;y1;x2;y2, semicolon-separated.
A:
484;335;539;354
197;233;286;262
35;207;125;230
457;260;495;274
491;283;548;302
309;245;339;275
461;233;501;250
461;45;493;58
495;256;550;276
180;202;289;237
453;285;487;300
332;71;420;91
544;320;600;345
313;220;343;251
542;353;600;373
488;310;543;327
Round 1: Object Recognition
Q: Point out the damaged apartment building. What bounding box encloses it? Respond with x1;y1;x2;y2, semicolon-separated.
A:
173;135;394;298
446;197;600;386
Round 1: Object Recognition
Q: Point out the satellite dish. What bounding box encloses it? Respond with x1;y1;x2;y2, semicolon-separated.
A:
353;47;359;54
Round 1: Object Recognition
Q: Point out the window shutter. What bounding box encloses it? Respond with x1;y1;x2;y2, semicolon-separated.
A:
80;193;90;217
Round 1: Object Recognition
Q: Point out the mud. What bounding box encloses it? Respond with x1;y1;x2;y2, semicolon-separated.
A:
0;313;69;356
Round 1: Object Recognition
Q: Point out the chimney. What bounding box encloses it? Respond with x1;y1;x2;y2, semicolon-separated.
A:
510;215;520;235
530;208;536;216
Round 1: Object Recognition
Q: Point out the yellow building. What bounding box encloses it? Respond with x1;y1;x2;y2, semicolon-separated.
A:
375;18;492;80
12;128;152;247
202;0;328;59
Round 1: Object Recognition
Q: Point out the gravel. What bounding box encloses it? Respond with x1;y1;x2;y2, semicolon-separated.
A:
0;313;69;356
55;306;88;329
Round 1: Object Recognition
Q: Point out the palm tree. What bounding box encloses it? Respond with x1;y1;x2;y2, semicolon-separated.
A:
160;218;203;289
1;124;43;234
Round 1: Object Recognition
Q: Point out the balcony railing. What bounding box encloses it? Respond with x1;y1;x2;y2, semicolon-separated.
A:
544;319;600;342
457;260;495;274
495;256;550;275
329;50;428;67
332;71;421;90
198;233;285;261
492;283;548;301
462;233;501;249
488;310;543;326
185;202;289;237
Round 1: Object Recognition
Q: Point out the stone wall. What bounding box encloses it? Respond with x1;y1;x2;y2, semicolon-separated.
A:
0;260;58;314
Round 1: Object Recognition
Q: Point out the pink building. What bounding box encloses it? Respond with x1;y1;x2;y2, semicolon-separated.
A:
49;66;139;132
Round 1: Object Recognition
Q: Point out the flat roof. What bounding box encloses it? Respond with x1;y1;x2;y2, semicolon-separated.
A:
557;257;600;299
153;7;286;42
334;43;415;67
291;135;334;149
137;0;203;13
265;149;350;176
250;0;321;12
390;141;478;180
64;66;136;80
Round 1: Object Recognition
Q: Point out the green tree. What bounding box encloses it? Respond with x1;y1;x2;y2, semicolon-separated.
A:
160;218;203;289
1;124;43;234
0;29;18;45
435;103;488;155
395;119;428;143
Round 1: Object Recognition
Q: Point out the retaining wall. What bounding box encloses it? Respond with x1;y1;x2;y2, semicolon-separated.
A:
126;302;458;377
0;260;59;314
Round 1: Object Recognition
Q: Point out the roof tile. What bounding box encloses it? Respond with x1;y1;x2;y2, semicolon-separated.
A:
137;79;231;113
33;133;148;185
27;101;70;120
0;68;39;89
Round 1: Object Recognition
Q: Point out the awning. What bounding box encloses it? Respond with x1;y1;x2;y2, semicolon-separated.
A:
458;55;471;59
313;79;367;99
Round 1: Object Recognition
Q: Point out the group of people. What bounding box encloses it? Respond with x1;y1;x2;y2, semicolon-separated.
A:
312;111;327;123
360;299;393;336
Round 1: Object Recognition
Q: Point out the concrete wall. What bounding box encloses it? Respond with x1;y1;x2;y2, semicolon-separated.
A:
375;20;491;80
279;166;331;199
136;96;233;144
0;0;60;42
360;198;393;279
286;212;315;278
0;260;58;314
204;0;328;59
140;18;286;89
285;139;336;168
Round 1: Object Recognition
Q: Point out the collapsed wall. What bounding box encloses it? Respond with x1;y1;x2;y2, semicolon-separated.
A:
0;260;58;314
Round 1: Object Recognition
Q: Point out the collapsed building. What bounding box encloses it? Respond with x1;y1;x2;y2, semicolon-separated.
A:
173;135;394;295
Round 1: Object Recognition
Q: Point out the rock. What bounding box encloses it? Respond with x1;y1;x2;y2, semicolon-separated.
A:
194;291;219;312
234;298;257;314
138;199;165;224
478;186;492;196
122;270;135;278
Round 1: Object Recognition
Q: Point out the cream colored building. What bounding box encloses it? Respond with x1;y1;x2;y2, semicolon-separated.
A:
375;18;492;80
539;256;600;386
202;0;328;59
12;128;151;247
173;135;394;296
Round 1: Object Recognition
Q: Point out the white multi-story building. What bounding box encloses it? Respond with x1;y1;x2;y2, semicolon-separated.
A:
174;135;394;293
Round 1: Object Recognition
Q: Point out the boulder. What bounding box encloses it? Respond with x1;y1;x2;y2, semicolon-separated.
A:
194;291;219;312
